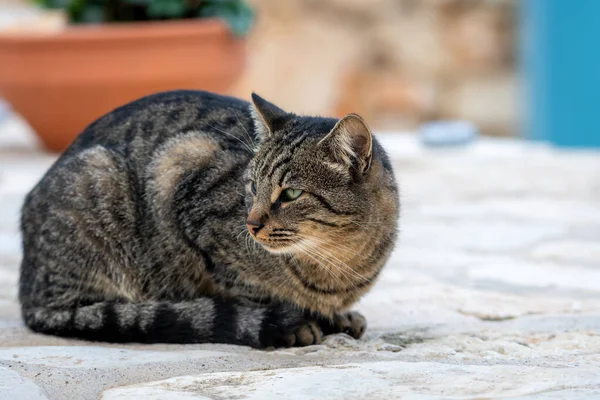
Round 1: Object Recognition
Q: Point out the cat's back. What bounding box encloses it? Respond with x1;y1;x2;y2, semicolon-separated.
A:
65;90;255;157
26;90;256;205
21;90;255;242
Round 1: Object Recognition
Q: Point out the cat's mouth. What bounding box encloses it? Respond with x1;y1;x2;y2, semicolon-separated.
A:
253;236;299;253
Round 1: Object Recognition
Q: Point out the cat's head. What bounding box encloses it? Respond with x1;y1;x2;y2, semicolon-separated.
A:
244;93;396;257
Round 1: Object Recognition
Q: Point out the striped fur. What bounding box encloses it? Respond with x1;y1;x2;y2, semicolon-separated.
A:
19;90;399;348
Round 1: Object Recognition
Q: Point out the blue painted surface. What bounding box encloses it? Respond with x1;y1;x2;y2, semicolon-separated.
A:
520;0;600;148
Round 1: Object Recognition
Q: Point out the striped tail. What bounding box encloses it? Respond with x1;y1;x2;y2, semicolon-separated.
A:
21;299;307;348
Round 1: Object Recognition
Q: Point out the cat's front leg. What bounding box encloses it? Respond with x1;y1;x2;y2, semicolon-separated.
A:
319;310;367;340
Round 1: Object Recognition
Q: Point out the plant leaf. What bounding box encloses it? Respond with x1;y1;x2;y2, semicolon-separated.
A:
124;0;150;5
77;4;106;23
148;0;187;19
36;0;72;9
199;0;254;36
32;0;254;28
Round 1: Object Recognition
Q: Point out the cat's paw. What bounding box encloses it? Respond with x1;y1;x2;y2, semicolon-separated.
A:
322;311;367;339
259;304;323;348
279;320;323;347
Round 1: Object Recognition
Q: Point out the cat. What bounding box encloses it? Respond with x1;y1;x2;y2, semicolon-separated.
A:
19;90;399;348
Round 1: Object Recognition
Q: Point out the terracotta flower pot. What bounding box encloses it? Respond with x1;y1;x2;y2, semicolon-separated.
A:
0;19;245;152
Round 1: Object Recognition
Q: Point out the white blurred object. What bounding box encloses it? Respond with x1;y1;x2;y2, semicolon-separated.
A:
418;120;478;147
0;4;66;35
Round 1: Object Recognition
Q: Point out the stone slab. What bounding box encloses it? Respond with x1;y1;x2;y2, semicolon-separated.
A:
101;361;600;399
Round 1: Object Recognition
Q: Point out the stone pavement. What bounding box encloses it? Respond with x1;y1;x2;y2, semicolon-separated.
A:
0;116;599;399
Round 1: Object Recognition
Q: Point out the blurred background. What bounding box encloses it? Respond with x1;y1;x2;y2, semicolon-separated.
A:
0;0;598;150
235;0;516;137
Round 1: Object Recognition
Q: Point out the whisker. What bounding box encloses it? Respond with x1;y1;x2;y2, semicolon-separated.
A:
236;226;248;242
269;233;295;238
207;124;254;154
300;235;363;256
349;221;386;227
292;243;346;288
303;247;358;287
272;228;297;233
311;243;368;282
297;241;356;286
244;230;256;258
297;235;368;282
266;237;296;243
296;233;364;258
235;110;256;151
347;215;386;228
250;232;260;252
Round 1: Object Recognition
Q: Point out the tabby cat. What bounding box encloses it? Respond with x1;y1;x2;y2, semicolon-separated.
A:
19;91;399;348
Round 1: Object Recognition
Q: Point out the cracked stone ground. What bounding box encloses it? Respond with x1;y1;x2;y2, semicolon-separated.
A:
1;117;599;399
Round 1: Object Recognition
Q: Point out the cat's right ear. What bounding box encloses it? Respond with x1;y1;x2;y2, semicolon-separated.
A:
250;93;289;140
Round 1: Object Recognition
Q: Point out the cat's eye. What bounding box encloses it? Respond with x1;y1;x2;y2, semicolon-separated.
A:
280;188;303;202
250;181;257;195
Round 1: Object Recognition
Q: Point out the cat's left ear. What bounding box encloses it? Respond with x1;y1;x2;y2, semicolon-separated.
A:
250;93;289;140
319;113;373;174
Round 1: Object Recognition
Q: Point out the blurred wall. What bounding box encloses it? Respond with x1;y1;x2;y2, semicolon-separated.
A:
230;0;517;136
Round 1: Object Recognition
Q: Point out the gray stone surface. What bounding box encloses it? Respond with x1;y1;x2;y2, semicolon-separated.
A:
0;366;49;400
1;116;599;399
102;361;600;400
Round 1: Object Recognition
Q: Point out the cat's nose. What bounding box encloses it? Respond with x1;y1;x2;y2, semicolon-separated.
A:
246;219;264;236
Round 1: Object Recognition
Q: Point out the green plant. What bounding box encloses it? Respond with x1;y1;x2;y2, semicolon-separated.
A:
33;0;254;36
